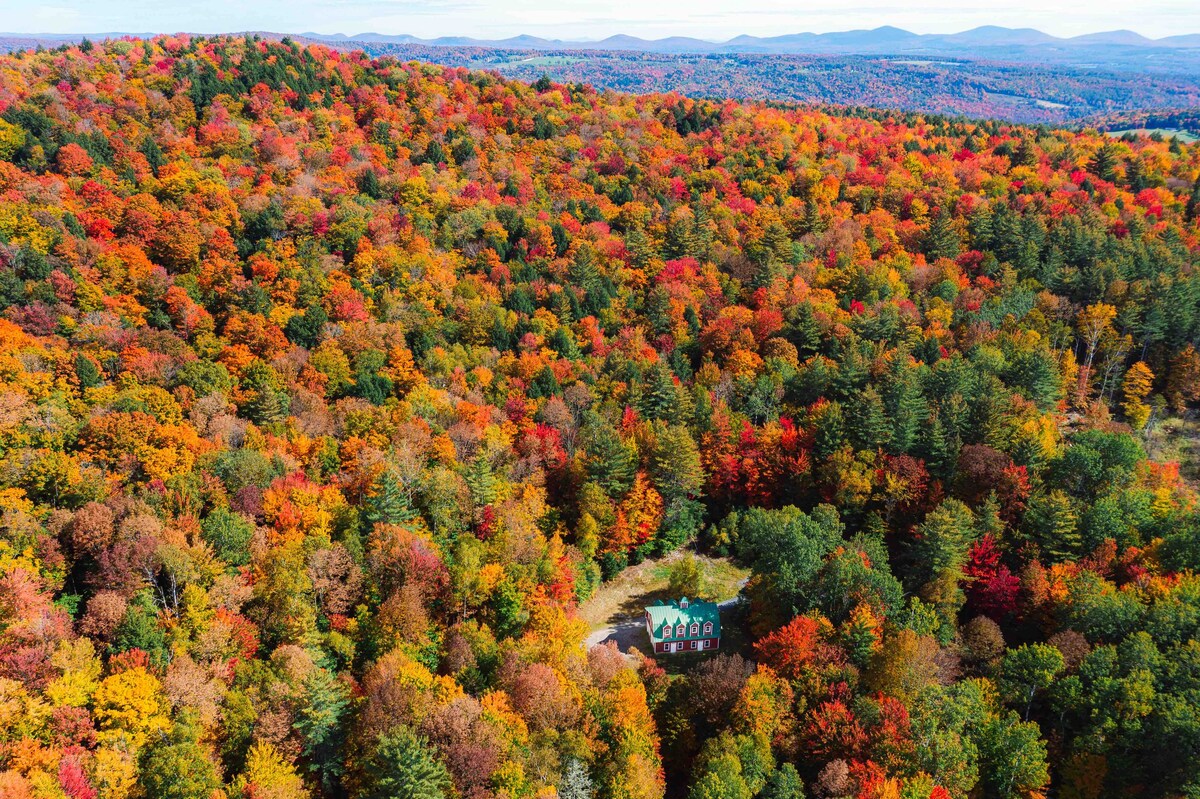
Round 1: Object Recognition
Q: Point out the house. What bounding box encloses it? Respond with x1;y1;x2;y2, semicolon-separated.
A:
644;597;720;654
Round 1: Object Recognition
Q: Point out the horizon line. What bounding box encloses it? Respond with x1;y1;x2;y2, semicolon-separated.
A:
2;24;1200;45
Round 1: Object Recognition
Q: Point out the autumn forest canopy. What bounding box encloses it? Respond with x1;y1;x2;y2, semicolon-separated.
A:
4;32;1200;799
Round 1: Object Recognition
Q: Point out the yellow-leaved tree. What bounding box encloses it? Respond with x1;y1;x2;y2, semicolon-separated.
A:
92;666;171;748
232;741;311;799
1122;361;1155;430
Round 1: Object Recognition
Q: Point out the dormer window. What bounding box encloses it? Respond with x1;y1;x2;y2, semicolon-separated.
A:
690;623;700;637
680;597;689;609
703;622;713;635
662;625;672;638
676;624;685;637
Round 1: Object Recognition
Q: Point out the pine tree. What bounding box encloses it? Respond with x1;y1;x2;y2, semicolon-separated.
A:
558;759;595;799
641;362;681;423
813;401;845;461
788;301;822;356
624;221;652;266
75;353;102;388
652;425;705;504
585;423;636;498
915;499;977;583
1025;490;1081;562
1012;138;1038;167
691;200;714;260
799;199;826;235
884;358;927;454
851;387;892;451
296;668;350;793
924;207;962;262
1124;158;1147;192
923;408;958;481
1089;143;1120;183
361;726;450;799
1187;176;1200;222
760;763;805;799
664;211;700;260
247;384;288;425
464;452;497;509
365;468;415;526
357;167;383;198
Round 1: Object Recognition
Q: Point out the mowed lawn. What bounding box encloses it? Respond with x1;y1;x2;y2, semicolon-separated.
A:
578;550;750;630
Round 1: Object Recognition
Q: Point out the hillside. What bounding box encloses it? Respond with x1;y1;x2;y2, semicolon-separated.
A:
350;43;1200;125
7;32;1200;125
1;34;1200;799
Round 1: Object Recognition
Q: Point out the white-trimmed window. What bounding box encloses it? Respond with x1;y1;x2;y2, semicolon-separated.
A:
676;624;685;637
662;625;672;638
703;622;713;636
690;622;700;637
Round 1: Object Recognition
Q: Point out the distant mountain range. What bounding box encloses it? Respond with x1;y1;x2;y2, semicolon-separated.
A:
4;25;1200;79
5;26;1200;56
293;25;1200;56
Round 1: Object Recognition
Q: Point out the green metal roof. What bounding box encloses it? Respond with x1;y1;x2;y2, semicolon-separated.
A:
645;598;721;643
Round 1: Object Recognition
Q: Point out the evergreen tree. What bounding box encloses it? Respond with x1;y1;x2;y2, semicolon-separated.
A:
813;400;845;460
247;382;289;425
351;349;394;405
74;353;101;387
641;361;683;423
625;225;656;267
361;726;450;799
1089;143;1120;183
201;506;255;566
923;409;958;480
851;387;892;451
1124;158;1147;192
1011;138;1038;167
284;303;328;348
787;301;822;356
884;358;927;454
296;668;350;793
1187;176;1200;222
365;468;415;526
760;763;805;799
924;207;962;262
1024;490;1081;562
652;425;705;504
558;759;596;799
464;452;497;509
584;423;636;498
914;499;977;583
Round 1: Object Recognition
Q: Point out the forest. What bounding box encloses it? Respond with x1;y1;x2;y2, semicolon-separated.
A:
1;33;1200;799
318;40;1200;127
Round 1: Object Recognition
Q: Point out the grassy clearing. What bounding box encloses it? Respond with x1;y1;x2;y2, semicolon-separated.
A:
513;55;585;67
1143;416;1200;484
578;550;750;630
1105;128;1199;144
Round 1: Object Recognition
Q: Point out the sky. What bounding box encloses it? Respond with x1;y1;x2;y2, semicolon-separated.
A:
4;0;1199;41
